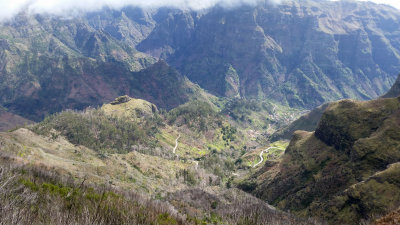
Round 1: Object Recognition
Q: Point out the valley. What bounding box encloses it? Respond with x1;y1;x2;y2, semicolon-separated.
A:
0;0;400;224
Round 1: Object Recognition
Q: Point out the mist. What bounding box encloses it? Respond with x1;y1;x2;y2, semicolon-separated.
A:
0;0;398;22
0;0;283;21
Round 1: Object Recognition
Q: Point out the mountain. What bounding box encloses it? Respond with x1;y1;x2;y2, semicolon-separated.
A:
242;93;400;224
0;11;206;121
138;0;400;108
1;1;400;120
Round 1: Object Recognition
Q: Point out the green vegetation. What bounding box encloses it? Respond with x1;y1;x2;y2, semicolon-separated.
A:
2;3;400;224
101;96;159;120
176;169;199;186
167;100;221;132
31;108;161;153
0;151;319;225
221;125;237;144
270;103;329;141
247;96;400;224
222;99;269;123
221;98;304;138
200;147;240;180
0;162;183;225
237;141;288;168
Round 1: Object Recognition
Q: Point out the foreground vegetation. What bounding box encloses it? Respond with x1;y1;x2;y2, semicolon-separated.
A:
0;155;184;225
0;151;320;225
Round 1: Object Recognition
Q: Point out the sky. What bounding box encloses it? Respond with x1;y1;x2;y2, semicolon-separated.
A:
0;0;399;22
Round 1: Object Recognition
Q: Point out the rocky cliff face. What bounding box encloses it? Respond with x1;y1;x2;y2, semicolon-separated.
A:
1;1;400;120
138;0;400;108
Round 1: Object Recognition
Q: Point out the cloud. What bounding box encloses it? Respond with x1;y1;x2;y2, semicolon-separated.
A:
0;0;263;21
0;0;398;22
0;0;285;22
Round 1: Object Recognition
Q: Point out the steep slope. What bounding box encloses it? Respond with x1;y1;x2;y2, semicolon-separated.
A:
0;12;200;121
383;74;400;98
138;0;400;108
244;96;400;224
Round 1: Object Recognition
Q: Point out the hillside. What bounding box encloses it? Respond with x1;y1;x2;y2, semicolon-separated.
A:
0;152;319;225
0;96;320;224
243;96;400;224
270;72;400;142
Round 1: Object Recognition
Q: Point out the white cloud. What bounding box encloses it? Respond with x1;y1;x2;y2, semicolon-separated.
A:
0;0;261;21
0;0;398;22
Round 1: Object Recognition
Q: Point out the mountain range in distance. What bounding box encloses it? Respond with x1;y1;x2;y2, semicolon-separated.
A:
1;0;400;122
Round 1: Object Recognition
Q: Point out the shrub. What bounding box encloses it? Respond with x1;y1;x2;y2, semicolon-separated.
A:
31;108;159;153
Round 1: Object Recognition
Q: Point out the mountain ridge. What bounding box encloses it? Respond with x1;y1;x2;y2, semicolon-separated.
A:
242;84;400;224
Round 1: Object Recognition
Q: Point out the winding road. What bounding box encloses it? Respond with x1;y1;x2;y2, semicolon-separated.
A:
171;134;199;171
173;134;180;154
253;147;280;168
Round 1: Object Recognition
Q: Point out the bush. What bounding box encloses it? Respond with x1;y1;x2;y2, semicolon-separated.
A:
31;108;159;153
167;101;221;132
